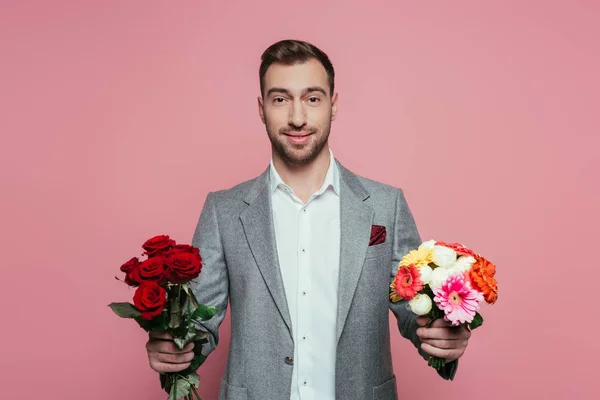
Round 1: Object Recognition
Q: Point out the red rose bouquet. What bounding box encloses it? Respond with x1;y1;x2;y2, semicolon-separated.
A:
109;235;216;400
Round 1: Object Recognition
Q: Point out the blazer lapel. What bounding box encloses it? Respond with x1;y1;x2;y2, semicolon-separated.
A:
239;167;293;338
335;161;374;342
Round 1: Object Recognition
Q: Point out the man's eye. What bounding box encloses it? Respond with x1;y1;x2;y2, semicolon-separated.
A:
308;97;320;103
274;97;285;103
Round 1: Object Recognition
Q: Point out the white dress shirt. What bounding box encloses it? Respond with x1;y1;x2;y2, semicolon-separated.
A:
269;149;341;400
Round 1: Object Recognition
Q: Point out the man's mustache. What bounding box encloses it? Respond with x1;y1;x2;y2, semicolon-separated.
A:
279;127;317;135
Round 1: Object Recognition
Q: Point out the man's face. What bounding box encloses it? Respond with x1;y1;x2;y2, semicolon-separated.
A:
258;58;338;165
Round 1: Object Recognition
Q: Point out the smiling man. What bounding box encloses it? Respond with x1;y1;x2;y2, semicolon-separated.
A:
145;39;471;400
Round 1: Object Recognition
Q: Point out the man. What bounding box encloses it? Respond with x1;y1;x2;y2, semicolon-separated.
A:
146;39;471;400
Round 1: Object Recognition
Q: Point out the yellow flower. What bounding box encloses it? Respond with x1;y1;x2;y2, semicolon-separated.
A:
399;245;434;268
390;281;402;302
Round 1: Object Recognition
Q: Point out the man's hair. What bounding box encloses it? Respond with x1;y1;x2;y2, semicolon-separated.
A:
259;39;335;97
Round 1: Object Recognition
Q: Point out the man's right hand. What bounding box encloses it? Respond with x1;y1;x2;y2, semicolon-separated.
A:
146;331;195;373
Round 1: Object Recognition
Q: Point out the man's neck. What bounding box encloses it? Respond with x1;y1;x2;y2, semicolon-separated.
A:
272;147;331;204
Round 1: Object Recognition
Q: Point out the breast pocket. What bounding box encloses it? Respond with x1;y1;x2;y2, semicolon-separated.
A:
365;241;392;260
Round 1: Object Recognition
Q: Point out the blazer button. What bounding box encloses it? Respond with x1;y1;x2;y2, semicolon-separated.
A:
284;356;294;365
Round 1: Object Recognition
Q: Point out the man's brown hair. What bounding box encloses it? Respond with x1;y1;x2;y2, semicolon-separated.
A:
259;39;335;97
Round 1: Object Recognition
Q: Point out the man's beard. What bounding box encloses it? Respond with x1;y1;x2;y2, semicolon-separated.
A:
266;117;331;166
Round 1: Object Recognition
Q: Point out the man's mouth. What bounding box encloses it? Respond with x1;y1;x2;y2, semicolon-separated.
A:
284;132;313;144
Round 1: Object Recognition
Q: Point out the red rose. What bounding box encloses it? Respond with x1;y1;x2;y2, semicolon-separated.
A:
171;244;200;256
120;257;141;286
142;235;175;256
165;250;202;283
138;256;167;284
133;281;166;320
435;241;478;258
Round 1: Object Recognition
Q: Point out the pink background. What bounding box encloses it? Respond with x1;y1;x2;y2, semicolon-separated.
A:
2;1;599;399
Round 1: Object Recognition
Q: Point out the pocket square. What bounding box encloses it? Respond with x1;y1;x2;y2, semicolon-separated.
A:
369;225;386;246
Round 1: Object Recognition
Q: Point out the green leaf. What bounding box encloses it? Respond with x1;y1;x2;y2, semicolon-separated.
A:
188;373;201;400
183;296;196;318
189;351;207;372
194;331;209;341
469;312;484;330
108;302;140;318
173;322;197;350
187;372;200;388
167;373;199;400
191;305;217;321
134;313;169;332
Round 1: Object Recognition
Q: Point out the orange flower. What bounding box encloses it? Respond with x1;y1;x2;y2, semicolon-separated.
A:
469;256;498;304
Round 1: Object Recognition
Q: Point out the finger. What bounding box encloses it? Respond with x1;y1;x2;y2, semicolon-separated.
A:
417;327;463;340
421;338;468;350
149;331;174;340
154;350;195;365
429;318;454;328
149;359;192;374
420;343;462;361
416;316;431;327
147;339;194;354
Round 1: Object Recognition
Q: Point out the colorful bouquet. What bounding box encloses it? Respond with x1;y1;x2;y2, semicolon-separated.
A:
109;235;216;400
390;240;498;370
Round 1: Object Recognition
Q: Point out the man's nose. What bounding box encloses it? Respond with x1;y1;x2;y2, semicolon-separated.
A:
288;100;307;128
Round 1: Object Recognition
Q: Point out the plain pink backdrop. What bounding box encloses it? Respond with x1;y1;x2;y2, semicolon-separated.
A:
1;1;599;399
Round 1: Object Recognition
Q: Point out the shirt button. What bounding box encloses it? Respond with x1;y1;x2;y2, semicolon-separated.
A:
302;248;305;252
303;381;307;386
302;291;306;296
284;356;294;365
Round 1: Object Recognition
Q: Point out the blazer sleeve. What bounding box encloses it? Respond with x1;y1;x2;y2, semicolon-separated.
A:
189;191;230;358
388;188;458;381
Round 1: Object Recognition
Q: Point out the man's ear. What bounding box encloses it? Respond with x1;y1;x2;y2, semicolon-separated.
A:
331;92;339;121
258;96;265;124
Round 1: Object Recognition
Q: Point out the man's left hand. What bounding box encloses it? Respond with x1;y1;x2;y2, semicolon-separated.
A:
416;316;471;362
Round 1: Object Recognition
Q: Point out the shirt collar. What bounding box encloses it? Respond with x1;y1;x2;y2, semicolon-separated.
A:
269;149;340;196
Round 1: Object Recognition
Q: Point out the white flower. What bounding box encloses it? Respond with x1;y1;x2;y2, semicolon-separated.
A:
452;255;476;273
420;240;436;250
429;267;451;290
418;265;433;284
433;246;457;268
409;293;433;315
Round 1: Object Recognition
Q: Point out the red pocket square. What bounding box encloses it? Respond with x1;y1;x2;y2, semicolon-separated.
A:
369;225;386;246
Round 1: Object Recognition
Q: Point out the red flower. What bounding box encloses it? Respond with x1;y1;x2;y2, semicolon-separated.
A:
138;256;168;284
171;244;200;256
133;281;166;320
120;257;141;286
393;264;423;301
165;250;202;283
142;235;175;256
435;241;478;258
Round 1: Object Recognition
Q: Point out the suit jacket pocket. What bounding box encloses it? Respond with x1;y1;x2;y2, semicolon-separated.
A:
365;241;392;260
219;379;248;400
373;375;397;400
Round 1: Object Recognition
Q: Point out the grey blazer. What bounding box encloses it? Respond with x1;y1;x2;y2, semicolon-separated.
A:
191;159;457;400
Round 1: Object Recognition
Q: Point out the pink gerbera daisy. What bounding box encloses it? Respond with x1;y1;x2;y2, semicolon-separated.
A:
433;273;483;326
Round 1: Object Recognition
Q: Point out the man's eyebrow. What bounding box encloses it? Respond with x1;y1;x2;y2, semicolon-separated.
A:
266;86;328;97
266;87;291;97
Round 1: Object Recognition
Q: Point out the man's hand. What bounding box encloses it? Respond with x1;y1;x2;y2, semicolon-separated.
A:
416;316;471;362
146;331;195;373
